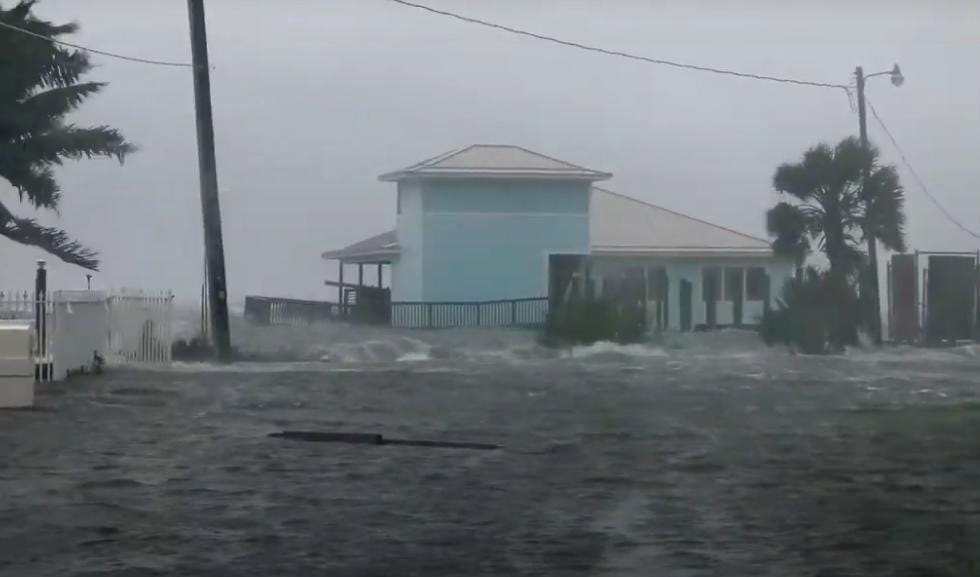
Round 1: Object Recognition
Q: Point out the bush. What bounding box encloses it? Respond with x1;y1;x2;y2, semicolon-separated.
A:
759;267;860;354
544;298;646;345
171;336;214;361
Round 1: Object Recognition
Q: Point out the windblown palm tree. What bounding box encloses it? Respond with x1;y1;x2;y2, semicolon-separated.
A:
1;1;134;270
766;136;906;346
767;136;906;280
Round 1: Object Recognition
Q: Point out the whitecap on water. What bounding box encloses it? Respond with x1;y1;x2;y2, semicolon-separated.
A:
566;341;668;360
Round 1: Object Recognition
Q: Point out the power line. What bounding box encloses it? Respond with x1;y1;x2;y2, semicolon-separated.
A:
867;99;980;242
388;0;850;92
0;20;194;68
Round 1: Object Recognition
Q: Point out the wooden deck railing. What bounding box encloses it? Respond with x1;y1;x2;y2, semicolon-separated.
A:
390;298;549;328
243;296;341;325
244;295;549;329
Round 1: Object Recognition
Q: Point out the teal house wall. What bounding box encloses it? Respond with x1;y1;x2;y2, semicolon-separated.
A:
420;180;590;301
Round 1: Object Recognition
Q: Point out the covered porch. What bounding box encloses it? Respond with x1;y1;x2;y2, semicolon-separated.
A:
321;230;398;322
549;250;788;332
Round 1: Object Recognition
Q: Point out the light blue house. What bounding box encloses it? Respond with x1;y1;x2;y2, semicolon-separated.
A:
323;145;793;330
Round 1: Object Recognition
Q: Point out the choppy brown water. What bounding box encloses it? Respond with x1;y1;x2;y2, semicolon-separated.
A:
2;329;980;576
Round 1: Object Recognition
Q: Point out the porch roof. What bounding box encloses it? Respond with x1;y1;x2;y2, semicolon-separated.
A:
321;230;399;263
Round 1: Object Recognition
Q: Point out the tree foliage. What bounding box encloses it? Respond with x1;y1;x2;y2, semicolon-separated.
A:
1;1;135;269
543;298;646;346
759;267;861;354
763;137;906;351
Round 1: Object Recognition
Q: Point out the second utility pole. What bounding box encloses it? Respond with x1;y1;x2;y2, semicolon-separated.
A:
188;0;231;361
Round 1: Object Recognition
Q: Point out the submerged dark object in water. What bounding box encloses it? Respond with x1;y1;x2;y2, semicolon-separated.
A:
270;431;382;444
269;430;498;451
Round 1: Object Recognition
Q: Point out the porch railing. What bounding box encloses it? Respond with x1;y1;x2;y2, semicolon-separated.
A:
244;295;549;329
390;298;549;328
244;296;341;325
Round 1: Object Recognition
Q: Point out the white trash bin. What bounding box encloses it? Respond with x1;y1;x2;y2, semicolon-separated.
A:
0;322;34;408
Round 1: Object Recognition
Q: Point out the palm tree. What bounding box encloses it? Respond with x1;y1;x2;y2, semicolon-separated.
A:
1;1;134;270
766;136;906;346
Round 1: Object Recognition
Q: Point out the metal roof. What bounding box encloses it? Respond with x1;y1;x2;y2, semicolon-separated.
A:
322;188;774;263
321;230;398;263
379;144;612;182
590;187;773;257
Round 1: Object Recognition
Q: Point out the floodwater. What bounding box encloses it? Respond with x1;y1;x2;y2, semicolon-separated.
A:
2;323;980;576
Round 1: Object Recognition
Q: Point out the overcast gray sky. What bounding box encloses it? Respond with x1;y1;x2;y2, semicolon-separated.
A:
2;0;978;304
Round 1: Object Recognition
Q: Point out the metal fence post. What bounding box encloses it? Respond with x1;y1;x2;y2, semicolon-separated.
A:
34;260;48;381
510;300;516;326
886;260;893;342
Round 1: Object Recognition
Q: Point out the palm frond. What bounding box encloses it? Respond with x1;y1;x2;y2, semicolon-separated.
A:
0;202;98;269
0;161;60;209
773;162;817;201
1;5;88;93
0;83;105;138
0;2;134;267
830;137;872;191
766;202;811;263
15;124;136;165
863;164;907;252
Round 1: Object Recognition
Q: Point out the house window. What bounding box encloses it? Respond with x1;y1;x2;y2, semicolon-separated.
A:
724;267;744;301
746;267;768;301
702;267;721;301
647;267;667;301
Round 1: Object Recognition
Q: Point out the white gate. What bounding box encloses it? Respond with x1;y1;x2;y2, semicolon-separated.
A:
106;292;174;365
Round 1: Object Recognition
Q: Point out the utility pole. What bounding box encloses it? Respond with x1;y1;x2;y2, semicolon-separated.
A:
855;66;882;345
188;0;231;361
854;64;904;346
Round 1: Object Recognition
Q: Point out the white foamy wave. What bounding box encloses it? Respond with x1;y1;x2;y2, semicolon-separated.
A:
182;314;980;371
155;361;363;373
567;341;668;360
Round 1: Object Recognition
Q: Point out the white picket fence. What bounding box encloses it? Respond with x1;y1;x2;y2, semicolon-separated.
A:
106;292;174;365
0;289;174;380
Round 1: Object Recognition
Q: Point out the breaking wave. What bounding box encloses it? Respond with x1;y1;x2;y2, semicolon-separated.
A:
166;309;980;372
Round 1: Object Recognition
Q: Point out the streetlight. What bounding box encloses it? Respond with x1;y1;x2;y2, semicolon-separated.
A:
855;63;903;345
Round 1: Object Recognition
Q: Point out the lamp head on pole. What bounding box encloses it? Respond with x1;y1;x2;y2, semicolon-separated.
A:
890;64;904;87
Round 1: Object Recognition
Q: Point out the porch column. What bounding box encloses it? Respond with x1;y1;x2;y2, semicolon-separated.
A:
584;260;594;300
667;266;681;330
358;264;364;287
338;260;345;317
377;263;383;288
